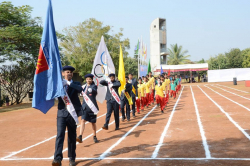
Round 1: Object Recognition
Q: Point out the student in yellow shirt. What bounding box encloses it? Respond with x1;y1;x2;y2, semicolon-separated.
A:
155;78;165;113
160;75;167;108
136;78;145;114
164;73;171;105
143;76;151;107
148;72;155;105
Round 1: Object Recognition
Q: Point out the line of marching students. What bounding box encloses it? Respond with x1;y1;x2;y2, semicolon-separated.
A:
136;72;182;114
52;65;182;166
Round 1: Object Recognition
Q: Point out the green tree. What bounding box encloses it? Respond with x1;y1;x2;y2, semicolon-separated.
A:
0;1;43;63
225;48;243;68
167;44;191;65
242;48;250;68
124;57;138;77
0;61;35;104
60;18;130;77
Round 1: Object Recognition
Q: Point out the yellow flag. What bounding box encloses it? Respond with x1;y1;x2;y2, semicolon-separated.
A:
118;45;125;95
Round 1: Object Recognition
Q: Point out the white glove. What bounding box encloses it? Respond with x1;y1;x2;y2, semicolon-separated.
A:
66;80;71;85
106;77;111;82
62;79;67;86
88;88;92;93
122;90;125;93
136;97;138;100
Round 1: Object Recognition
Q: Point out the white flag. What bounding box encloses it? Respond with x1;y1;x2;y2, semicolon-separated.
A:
91;36;115;103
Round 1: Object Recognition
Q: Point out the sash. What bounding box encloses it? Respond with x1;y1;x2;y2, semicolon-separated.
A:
124;91;133;105
108;82;121;105
61;87;79;124
81;84;99;115
132;85;136;95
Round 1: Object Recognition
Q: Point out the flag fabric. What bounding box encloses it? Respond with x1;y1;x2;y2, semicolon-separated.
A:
144;45;147;60
32;0;65;113
168;68;171;76
91;36;115;103
118;45;126;95
147;60;151;74
161;66;164;74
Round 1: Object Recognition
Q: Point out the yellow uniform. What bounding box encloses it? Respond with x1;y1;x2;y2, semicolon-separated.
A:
138;84;145;98
155;85;164;98
144;82;150;94
150;77;155;90
165;78;171;90
162;81;167;92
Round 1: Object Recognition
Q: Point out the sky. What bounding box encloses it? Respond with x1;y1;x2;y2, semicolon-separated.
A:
3;0;250;63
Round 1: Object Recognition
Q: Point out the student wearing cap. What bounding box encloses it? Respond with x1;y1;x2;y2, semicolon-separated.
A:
76;74;99;144
100;73;121;130
128;73;137;118
120;76;132;122
52;66;82;166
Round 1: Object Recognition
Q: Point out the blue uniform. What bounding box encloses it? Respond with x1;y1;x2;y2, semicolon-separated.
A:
100;80;121;129
54;81;82;162
81;83;99;123
121;83;132;120
129;78;138;116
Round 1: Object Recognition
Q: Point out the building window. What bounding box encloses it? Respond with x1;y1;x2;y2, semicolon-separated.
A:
154;25;156;28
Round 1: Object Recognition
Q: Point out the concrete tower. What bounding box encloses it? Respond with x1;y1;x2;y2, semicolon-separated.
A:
150;18;168;72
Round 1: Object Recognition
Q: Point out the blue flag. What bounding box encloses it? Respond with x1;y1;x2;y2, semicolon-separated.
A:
160;66;164;74
32;0;65;113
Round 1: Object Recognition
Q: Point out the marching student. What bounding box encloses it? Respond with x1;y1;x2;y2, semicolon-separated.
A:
100;73;121;130
52;66;83;166
76;74;99;144
120;76;132;122
179;76;182;90
164;74;171;104
160;75;167;108
170;79;177;99
128;73;138;118
155;78;165;113
148;72;155;105
143;76;151;107
136;78;145;114
175;75;179;94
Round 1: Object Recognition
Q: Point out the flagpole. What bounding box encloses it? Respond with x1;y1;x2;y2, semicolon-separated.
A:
138;39;140;78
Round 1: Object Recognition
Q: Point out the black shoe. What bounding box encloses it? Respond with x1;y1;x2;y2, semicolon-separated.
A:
122;118;125;122
157;104;160;107
93;136;99;143
133;115;136;118
69;160;76;166
52;160;61;166
138;111;140;114
127;119;130;122
115;127;119;130
102;125;108;130
161;110;164;113
76;135;82;143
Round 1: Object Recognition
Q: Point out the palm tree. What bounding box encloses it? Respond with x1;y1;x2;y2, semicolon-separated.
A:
167;44;191;65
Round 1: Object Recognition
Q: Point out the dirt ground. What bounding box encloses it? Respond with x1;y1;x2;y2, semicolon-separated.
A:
0;81;250;166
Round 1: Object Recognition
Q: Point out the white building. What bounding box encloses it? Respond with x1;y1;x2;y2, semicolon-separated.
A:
150;18;168;73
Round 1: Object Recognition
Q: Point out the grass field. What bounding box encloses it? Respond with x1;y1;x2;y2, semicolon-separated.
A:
0;81;250;166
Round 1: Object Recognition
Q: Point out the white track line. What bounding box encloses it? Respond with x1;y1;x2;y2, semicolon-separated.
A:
190;86;211;158
151;86;184;158
204;85;250;112
216;84;249;94
210;85;250;100
1;112;107;160
2;157;250;161
54;112;127;158
198;86;250;140
99;105;158;159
